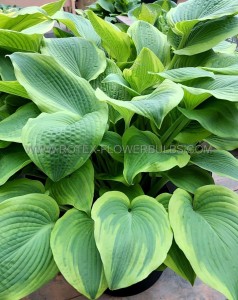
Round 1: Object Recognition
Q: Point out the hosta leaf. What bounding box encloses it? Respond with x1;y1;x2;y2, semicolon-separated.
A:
0;81;29;99
179;99;238;139
41;37;106;81
46;160;94;214
92;191;173;289
157;67;214;82
202;52;238;75
191;150;238;181
0;144;31;186
165;241;196;285
129;3;161;25
87;10;131;62
10;53;106;116
0;178;44;204
212;41;237;54
21;20;55;35
123;127;190;184
128;20;170;65
91;58;132;101
0;103;40;143
0;30;42;52
175;16;238;56
0;53;15;81
0;7;47;31
0;194;59;300
52;11;101;45
182;75;238;102
42;0;66;16
164;165;214;194
205;135;238;151
123;47;164;93
175;121;211;144
100;131;124;162
167;0;238;35
22;111;107;181
51;209;107;300
97;80;184;128
169;186;238;300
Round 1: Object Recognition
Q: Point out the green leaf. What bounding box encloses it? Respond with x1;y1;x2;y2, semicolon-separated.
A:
22;110;107;181
191;150;238;181
123;127;190;184
100;182;144;200
175;121;211;144
91;58;132;101
205;135;238;151
92;191;173;289
164;165;214;194
87;10;131;62
52;11;101;45
42;0;67;16
0;103;40;143
0;53;15;81
165;241;196;285
0;144;31;186
169;186;238;300
174;16;238;56
182;75;238;102
0;194;59;300
46;160;94;214
100;131;124;162
0;30;42;52
41;37;106;81
51;209;107;299
0;178;45;204
21;20;55;34
123;47;164;93
10;53;106;116
179;99;238;139
128;20;170;66
97;80;184;129
129;3;161;25
0;81;29;99
202;52;238;75
157;67;214;82
167;0;238;35
156;192;171;211
212;41;237;54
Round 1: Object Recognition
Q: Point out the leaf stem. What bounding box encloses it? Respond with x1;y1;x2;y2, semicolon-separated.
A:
149;177;169;197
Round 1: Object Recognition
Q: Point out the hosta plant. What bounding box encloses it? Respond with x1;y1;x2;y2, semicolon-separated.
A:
1;0;238;299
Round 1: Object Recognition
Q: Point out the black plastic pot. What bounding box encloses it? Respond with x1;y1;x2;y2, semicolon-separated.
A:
105;270;163;297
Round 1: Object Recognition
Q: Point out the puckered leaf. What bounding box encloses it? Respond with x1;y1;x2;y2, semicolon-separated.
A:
96;80;184;129
22;110;108;182
92;191;173;289
10;52;106;117
0;103;40;143
0;194;59;300
128;20;170;65
51;209;107;299
191;150;238;181
123;127;190;184
123;47;164;93
41;37;106;81
87;10;131;62
46;160;94;214
0;144;31;186
0;178;44;204
169;186;238;300
167;0;238;35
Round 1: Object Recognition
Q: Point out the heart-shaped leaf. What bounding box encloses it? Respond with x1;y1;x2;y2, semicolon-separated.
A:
22;110;108;181
51;209;107;299
0;194;59;300
169;186;238;300
92;191;173;289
